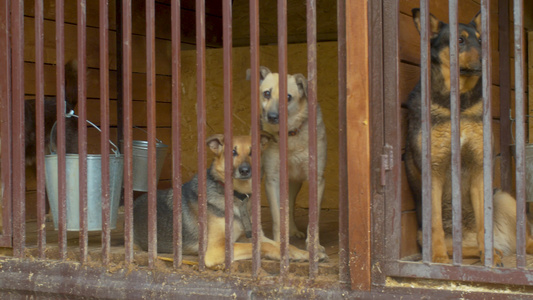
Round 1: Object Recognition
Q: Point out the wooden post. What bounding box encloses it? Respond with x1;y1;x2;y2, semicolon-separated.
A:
346;0;371;291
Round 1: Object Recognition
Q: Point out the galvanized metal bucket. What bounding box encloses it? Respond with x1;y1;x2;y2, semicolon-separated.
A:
121;128;168;192
45;115;124;231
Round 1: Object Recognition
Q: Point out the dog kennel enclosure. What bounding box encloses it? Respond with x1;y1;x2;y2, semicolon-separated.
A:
0;0;532;298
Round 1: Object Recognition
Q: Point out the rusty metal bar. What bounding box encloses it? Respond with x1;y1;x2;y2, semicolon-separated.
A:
306;0;319;280
481;0;494;267
249;0;262;278
0;0;12;247
337;0;349;284
35;0;47;259
122;0;134;265
146;0;158;268
12;0;25;258
116;0;124;151
171;0;183;269
277;0;290;279
498;0;512;192
196;0;208;272
77;0;88;264
512;0;526;268
222;0;234;272
383;0;400;263
55;0;67;260
448;0;462;266
419;0;432;264
100;0;111;265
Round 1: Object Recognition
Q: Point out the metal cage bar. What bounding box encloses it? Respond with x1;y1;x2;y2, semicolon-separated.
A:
277;0;290;280
35;0;47;259
337;0;349;284
419;0;433;264
77;0;89;264
99;0;112;265
196;0;208;272
222;0;235;272
171;0;183;269
122;0;134;265
481;0;494;267
512;0;527;268
55;0;67;260
12;0;25;258
0;0;12;248
249;0;262;278
146;0;158;268
448;0;463;266
306;0;319;280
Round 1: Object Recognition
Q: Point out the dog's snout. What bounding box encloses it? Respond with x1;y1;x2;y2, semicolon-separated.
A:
239;164;251;177
267;112;279;124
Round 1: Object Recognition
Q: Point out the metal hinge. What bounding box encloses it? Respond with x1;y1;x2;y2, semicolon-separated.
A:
380;144;393;186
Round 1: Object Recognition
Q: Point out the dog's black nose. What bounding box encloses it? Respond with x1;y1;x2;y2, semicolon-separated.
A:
239;165;251;177
267;112;279;124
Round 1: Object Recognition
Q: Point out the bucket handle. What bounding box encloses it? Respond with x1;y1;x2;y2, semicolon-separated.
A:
50;110;121;156
132;125;164;144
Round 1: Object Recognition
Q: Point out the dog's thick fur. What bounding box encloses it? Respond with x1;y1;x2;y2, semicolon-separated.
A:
247;67;327;255
405;9;533;265
0;60;78;228
133;134;314;267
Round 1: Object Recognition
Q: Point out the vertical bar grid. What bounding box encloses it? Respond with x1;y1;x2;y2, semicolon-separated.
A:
277;0;290;279
222;0;235;272
100;0;111;266
249;0;262;278
512;0;526;268
0;0;12;246
77;0;89;264
56;0;67;260
122;0;134;265
35;0;47;259
196;0;208;272
448;0;462;266
337;0;349;283
419;0;432;264
12;0;26;258
146;0;158;268
171;0;183;269
481;0;494;267
306;0;319;279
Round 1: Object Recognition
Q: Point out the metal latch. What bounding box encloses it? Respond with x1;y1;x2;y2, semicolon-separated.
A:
380;144;393;186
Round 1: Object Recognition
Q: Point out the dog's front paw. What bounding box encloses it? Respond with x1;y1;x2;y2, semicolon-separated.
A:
480;249;505;267
288;245;310;262
432;253;450;264
290;227;306;239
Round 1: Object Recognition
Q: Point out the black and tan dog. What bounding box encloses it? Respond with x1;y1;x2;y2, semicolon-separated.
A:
133;134;311;267
405;9;533;265
247;67;328;256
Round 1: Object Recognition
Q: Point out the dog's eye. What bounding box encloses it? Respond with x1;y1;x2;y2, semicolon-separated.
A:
232;149;238;156
458;37;465;44
263;90;271;99
288;94;292;102
478;38;481;44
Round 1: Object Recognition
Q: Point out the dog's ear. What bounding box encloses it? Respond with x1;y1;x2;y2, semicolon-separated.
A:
470;11;482;32
293;74;308;98
246;66;272;86
260;131;275;149
207;134;225;155
412;8;443;39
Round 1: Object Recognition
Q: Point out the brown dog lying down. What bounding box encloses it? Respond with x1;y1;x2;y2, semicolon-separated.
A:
133;134;326;268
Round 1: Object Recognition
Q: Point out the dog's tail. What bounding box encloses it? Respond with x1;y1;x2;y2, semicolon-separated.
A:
64;60;78;111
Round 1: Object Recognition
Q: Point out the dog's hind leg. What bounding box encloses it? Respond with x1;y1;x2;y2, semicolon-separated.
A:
431;176;449;263
289;181;305;238
470;174;503;266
